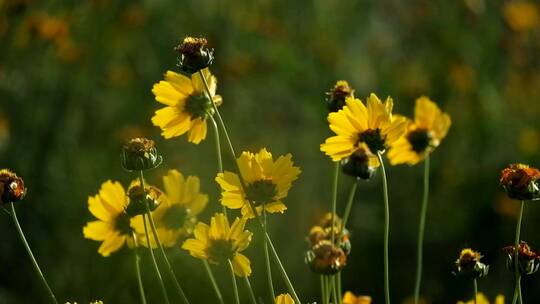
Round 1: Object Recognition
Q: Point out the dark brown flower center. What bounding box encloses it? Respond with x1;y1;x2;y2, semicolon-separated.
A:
407;129;432;153
245;180;277;205
115;213;133;235
162;205;189;230
357;129;386;153
207;239;235;262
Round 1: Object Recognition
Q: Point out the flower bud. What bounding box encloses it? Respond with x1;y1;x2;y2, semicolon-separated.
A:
500;163;540;201
341;148;376;180
121;138;162;171
308;212;351;255
305;240;347;275
0;169;26;205
174;37;214;74
503;241;540;275
326;81;354;113
453;248;489;279
125;184;162;217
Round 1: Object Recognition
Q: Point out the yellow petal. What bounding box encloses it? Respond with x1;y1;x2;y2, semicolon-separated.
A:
97;232;126;257
187;194;208;216
88;195;113;221
216;172;243;192
83;221;114;241
98;181;126;215
164;70;194;96
210;213;230;240
229;217;247;240
182;239;208;259
193;222;210;243
275;293;295;304
183;175;201;203
187;118;208;144
320;136;356;161
264;201;287;214
163;169;185;204
231;253;251;277
152;81;183;106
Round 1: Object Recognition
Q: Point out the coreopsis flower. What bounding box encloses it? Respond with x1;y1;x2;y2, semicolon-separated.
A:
134;170;208;248
121;137;162;171
305;240;347;275
340;146;378;180
174;37;214;74
453;248;489;278
456;293;504;304
275;293;294;304
83;181;138;257
182;213;253;277
151;68;222;144
500;163;540;201
215;148;301;218
0;169;26;205
503;241;540;275
320;93;407;161
343;292;372;304
308;212;351;254
503;2;539;32
326;80;354;113
387;96;451;165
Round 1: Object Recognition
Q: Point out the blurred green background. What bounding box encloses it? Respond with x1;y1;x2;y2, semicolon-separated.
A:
1;0;539;303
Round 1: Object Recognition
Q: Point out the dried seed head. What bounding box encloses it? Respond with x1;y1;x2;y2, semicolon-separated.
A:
121;137;162;171
453;248;489;278
307;212;350;254
305;240;347;275
326;81;354;113
175;36;214;74
0;169;26;205
125;184;162;216
500;163;540;201
503;241;540;275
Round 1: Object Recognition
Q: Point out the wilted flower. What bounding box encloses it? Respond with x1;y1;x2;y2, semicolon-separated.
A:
503;241;540;275
0;169;26;205
500;163;540;201
453;248;489;278
125;181;163;217
174;36;214;74
305;240;347;275
326;80;354;113
340;146;378;180
343;291;372;304
121;137;162;171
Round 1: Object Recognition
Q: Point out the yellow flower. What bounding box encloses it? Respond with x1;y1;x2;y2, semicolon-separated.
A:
456;293;504;304
320;93;407;162
151;68;222;144
343;291;372;304
387;96;451;165
182;213;253;277
133;170;208;248
275;293;294;304
83;181;137;257
215;148;301;218
503;2;539;32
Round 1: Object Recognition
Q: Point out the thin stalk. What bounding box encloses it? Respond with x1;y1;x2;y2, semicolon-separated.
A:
227;259;241;304
244;276;258;304
413;155;430;304
331;162;339;244
208;114;228;218
9;203;58;304
331;275;339;304
337;272;343;304
139;171;190;304
377;152;391;304
324;276;331;304
263;209;276;301
143;214;170;304
341;181;358;233
320;275;326;304
203;260;224;304
132;232;148;304
511;200;525;304
473;278;478;304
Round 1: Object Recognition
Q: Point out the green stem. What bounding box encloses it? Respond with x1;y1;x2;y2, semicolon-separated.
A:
341;181;358;233
142;214;170;304
263;209;276;301
9;203;58;304
203;260;224;304
320;275;326;304
324;276;331;304
208;114;228;217
132;232;148;304
139;171;190;304
473;278;478;304
413;155;430;304
331;275;339;304
377;152;391;304
331;162;339;245
227;259;241;304
244;276;258;304
512;201;525;304
337;272;343;304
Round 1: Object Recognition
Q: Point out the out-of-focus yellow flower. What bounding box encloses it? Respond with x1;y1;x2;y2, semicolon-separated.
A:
518;127;539;156
456;293;504;304
133;170;208;248
388;96;451;165
151;68;222;144
83;181;138;257
275;293;294;304
448;64;476;93
182;213;253;277
343;291;372;304
215;148;301;218
320;93;407;162
503;2;539;32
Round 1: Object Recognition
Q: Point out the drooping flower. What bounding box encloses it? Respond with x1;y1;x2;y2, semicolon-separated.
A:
387;96;451;165
0;169;26;205
182;213;252;277
343;291;372;304
215;148;301;218
453;248;489;278
320;93;407;162
134;170;208;248
500;163;540;201
326;80;355;113
456;292;505;304
275;293;294;304
503;241;540;275
151;68;222;144
83;181;138;257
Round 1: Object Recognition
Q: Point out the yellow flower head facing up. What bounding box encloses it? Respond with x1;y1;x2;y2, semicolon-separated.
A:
456;293;505;304
151;68;222;144
182;213;253;277
320;93;407;162
133;169;208;248
215;148;301;219
83;181;138;257
388;96;451;166
275;293;294;304
343;291;372;304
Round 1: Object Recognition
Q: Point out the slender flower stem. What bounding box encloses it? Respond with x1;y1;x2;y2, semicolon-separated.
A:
244;276;258;304
511;201;525;304
337;273;343;304
473;278;478;304
320;275;326;304
203;260;224;304
263;209;276;301
142;214;170;304
377;152;391;304
341;181;358;233
9;203;58;304
331;162;340;244
132;233;148;304
227;259;241;304
324;276;331;304
331;275;339;304
208;114;229;217
413;155;430;304
139;171;190;304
